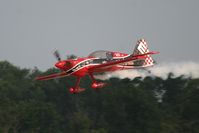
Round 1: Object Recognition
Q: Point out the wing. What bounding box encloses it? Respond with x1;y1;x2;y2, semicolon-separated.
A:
89;51;159;71
35;71;69;81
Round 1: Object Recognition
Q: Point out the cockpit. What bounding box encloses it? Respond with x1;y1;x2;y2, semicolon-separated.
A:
88;50;113;60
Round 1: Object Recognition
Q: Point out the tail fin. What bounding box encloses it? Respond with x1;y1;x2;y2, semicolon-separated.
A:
133;39;154;67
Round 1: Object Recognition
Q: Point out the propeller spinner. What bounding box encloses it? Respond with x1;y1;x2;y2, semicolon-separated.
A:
53;50;64;70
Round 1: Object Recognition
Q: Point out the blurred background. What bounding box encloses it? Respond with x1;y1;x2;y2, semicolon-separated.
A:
0;1;199;133
0;0;199;70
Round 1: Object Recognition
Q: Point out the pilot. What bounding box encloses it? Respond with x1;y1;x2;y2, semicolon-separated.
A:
106;52;113;60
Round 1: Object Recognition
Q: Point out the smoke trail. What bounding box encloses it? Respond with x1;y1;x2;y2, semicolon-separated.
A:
94;62;199;80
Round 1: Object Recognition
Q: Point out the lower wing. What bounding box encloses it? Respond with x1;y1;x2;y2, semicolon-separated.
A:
35;71;69;81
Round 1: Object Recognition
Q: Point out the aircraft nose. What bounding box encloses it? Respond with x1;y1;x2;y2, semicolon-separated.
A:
55;61;65;69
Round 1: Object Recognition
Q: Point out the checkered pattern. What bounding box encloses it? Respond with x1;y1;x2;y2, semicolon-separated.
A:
144;55;153;66
133;39;154;66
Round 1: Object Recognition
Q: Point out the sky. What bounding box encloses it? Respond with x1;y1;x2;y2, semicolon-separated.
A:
0;0;199;70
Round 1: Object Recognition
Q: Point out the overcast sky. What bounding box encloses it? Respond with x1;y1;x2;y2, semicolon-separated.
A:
0;0;199;70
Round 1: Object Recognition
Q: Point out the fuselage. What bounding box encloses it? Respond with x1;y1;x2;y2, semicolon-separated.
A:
55;51;142;77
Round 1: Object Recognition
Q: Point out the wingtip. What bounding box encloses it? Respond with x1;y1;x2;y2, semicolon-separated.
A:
34;77;41;81
150;51;160;54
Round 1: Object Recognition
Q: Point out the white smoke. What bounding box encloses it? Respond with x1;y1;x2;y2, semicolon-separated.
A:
94;62;199;80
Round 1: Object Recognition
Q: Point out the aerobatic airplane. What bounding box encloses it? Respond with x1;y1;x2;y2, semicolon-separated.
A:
36;39;159;94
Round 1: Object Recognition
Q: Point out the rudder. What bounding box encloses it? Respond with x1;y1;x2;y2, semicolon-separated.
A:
133;39;154;67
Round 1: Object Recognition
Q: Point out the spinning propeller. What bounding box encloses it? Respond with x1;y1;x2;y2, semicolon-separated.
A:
53;50;67;70
53;50;61;61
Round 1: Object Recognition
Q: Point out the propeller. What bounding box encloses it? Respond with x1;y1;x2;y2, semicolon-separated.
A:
53;50;61;61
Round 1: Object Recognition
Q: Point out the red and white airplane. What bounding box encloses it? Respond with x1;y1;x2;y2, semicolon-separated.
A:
36;39;159;94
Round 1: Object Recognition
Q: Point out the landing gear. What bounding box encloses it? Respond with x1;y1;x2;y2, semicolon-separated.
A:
89;73;107;89
69;77;85;94
69;74;107;94
91;82;107;89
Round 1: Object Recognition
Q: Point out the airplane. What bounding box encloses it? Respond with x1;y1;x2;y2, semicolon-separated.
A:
36;39;159;94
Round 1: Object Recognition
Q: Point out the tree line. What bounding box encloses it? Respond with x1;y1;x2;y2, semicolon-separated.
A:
0;61;199;133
